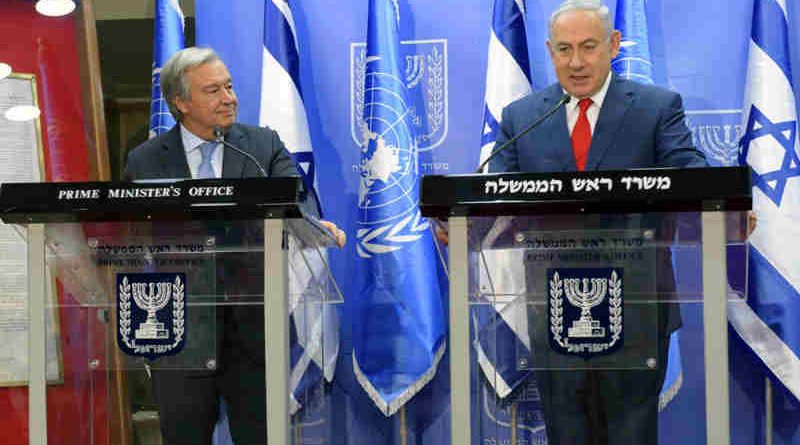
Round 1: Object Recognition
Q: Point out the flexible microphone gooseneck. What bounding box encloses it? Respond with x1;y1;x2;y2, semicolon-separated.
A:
213;126;269;178
475;93;571;174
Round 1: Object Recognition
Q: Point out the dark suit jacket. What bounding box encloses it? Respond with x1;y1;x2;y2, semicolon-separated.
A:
488;74;707;173
125;122;302;181
487;75;707;366
125;123;316;371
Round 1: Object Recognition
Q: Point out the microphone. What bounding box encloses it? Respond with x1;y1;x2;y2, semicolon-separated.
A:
475;93;571;174
213;126;269;177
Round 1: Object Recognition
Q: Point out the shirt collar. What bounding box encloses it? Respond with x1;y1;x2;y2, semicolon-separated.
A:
565;71;613;110
180;124;210;153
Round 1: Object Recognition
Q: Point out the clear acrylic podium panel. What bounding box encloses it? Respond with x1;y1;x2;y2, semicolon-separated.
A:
466;211;748;445
15;218;341;445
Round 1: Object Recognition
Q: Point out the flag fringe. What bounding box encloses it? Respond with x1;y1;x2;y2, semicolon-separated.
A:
473;339;514;398
352;342;446;417
729;297;800;400
657;371;683;411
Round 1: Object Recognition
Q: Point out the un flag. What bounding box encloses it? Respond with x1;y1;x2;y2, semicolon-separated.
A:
352;0;446;417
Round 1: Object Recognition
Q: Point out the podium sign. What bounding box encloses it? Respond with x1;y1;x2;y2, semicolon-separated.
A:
422;167;751;445
0;178;342;445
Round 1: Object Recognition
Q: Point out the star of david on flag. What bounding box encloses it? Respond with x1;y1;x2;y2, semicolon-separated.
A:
739;105;800;207
732;0;800;400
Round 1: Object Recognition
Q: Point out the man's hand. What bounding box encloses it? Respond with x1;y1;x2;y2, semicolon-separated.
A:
747;210;757;237
319;220;347;248
434;219;448;246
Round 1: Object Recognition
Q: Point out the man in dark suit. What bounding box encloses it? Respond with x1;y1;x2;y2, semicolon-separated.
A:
488;1;706;444
125;46;344;445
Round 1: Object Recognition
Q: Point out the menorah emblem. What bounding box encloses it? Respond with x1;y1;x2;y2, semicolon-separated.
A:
132;281;171;340
690;120;744;166
564;278;608;338
549;269;623;356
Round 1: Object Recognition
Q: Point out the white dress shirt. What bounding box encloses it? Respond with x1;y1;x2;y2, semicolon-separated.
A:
565;71;613;136
181;124;224;179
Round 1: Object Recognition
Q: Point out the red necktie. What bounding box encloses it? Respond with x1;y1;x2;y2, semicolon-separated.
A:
571;98;593;171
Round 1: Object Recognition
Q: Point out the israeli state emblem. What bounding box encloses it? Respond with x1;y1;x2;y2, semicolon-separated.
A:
548;268;623;358
351;39;448;152
117;273;186;359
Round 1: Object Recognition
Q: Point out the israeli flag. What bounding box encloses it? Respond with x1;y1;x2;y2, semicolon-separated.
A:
478;0;532;170
353;0;446;416
474;0;534;399
148;0;184;138
733;0;800;400
260;0;337;413
261;0;321;212
612;0;683;409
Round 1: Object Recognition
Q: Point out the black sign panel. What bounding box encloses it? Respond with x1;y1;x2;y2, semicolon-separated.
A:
420;167;751;217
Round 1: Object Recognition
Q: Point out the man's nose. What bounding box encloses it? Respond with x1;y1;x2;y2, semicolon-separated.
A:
221;88;236;103
568;51;584;69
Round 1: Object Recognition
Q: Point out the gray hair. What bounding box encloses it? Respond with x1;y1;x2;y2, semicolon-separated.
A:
159;47;222;121
548;0;613;41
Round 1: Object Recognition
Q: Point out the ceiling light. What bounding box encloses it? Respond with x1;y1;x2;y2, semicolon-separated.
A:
0;63;11;80
5;105;41;122
35;0;76;17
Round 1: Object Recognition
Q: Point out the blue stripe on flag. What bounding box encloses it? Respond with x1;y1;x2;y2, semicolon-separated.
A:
751;0;792;83
264;0;302;90
491;0;531;84
748;245;800;354
473;305;531;394
481;105;499;147
289;314;326;409
736;0;800;401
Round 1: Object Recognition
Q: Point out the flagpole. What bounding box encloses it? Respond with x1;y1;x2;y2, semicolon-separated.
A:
510;402;518;445
765;378;773;445
399;406;408;445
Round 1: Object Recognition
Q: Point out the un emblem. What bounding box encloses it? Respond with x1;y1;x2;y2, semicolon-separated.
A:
355;116;429;258
351;39;448;152
548;268;623;358
117;273;186;359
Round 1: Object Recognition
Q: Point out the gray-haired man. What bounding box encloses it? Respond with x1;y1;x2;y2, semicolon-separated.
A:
126;46;343;445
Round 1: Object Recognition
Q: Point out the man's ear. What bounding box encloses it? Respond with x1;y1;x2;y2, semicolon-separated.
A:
609;30;622;58
174;96;188;116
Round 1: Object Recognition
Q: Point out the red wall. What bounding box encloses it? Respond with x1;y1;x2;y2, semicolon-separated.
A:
1;1;107;444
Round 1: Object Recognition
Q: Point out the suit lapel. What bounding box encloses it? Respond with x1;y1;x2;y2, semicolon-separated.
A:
585;75;636;171
541;86;575;171
159;126;192;178
221;124;248;179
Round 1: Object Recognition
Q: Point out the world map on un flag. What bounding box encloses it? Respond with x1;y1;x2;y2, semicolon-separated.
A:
358;128;402;208
356;63;429;259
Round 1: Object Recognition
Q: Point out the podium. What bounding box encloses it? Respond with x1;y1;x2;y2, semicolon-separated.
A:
0;177;342;445
420;167;751;445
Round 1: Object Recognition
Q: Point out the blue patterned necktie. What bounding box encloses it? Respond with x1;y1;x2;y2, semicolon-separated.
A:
196;141;217;179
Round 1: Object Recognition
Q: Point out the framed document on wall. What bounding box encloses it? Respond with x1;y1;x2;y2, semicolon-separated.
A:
0;72;63;386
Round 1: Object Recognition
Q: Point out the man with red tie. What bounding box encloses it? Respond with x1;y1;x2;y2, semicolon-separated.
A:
489;0;706;173
487;1;706;444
